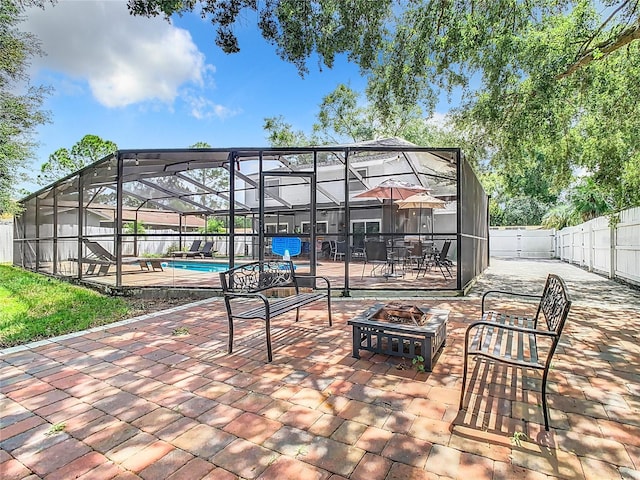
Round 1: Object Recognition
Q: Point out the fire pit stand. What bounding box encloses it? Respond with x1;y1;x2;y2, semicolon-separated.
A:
348;303;448;371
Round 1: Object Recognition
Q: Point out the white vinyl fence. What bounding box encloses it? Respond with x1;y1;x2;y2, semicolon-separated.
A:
489;228;556;258
0;221;12;262
7;223;252;266
556;206;640;286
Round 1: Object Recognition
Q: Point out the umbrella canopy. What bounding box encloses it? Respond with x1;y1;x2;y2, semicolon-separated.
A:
395;192;446;210
395;192;446;241
353;179;429;235
353;179;428;200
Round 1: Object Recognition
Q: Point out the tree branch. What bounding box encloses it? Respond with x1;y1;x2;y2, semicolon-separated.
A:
557;19;640;79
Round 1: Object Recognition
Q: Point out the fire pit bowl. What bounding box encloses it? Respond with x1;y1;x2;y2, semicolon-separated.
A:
369;303;432;326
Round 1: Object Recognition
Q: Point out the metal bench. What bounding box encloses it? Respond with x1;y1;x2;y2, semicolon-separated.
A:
219;260;332;362
459;274;572;430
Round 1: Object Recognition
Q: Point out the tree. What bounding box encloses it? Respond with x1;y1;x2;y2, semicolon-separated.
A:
567;177;612;222
130;0;640;212
0;0;51;215
188;141;229;209
263;116;311;148
200;217;225;233
264;83;448;147
127;1;637;77
38;134;117;186
123;221;146;234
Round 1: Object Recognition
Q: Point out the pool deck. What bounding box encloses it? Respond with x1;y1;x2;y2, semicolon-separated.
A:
1;259;639;479
57;257;460;292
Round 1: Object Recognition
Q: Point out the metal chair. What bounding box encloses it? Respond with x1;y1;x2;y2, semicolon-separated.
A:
432;240;453;278
361;241;390;279
329;240;347;261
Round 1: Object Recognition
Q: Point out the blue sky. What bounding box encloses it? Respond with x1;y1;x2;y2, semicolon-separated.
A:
21;1;450;193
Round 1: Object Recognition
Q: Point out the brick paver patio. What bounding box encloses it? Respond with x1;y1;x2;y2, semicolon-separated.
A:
2;259;639;479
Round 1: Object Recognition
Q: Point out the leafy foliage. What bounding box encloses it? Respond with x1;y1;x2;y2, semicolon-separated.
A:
130;0;640;216
0;0;51;215
263;116;311;147
127;0;393;74
38;134;117;186
201;217;225;233
123;221;147;234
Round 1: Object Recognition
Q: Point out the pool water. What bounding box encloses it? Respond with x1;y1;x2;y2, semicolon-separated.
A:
163;260;230;273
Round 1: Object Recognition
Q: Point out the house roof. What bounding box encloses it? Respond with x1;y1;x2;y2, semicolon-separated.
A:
89;207;206;228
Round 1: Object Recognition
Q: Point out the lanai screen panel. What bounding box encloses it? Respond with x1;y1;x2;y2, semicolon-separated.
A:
459;155;489;289
15;142;489;294
36;188;55;274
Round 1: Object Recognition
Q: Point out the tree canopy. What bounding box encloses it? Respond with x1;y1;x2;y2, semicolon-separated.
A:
0;0;51;215
38;134;118;186
130;0;640;218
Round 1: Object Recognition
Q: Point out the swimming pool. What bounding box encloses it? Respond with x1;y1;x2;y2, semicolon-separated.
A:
163;260;230;273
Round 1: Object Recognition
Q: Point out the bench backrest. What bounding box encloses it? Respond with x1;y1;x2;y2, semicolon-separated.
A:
536;274;572;335
219;260;296;294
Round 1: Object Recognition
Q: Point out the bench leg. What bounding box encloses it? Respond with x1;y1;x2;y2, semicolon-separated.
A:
227;317;234;354
459;330;471;410
295;306;300;322
265;317;273;362
327;295;332;326
541;367;551;430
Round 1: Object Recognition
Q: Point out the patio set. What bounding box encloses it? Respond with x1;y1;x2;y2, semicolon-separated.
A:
220;246;572;433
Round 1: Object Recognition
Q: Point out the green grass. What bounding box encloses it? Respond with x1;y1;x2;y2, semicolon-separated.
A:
0;265;131;348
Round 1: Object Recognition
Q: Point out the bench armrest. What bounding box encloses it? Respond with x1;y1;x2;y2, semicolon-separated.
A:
481;289;542;315
222;291;271;318
294;274;332;291
466;320;558;338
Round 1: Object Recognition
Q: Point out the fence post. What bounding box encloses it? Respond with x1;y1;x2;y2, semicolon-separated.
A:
587;220;595;272
609;218;616;279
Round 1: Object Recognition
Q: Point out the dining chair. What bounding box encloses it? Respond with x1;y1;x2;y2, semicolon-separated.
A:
361;241;390;279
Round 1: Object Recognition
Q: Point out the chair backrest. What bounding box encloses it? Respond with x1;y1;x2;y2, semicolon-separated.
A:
188;240;202;252
200;241;214;254
336;241;347;254
537;274;572;334
220;260;295;294
83;239;116;261
409;242;423;257
365;241;387;262
272;237;302;257
439;240;451;260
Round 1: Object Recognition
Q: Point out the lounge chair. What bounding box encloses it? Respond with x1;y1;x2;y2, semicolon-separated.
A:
171;240;202;258
81;239;163;275
198;241;216;258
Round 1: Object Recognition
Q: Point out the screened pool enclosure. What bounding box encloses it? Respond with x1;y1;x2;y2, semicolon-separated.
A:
14;139;489;295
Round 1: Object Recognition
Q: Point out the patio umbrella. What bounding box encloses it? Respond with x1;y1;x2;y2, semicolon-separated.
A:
396;192;446;241
353;179;429;235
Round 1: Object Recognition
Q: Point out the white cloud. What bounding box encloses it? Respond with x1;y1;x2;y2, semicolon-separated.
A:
24;0;212;109
185;93;241;120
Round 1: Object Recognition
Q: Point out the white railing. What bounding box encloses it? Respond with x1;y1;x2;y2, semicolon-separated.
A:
556;206;640;286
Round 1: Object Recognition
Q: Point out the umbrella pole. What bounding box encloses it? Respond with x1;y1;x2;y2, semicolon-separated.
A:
431;209;435;242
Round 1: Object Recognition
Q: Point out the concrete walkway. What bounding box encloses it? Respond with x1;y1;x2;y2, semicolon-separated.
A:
1;259;639;479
